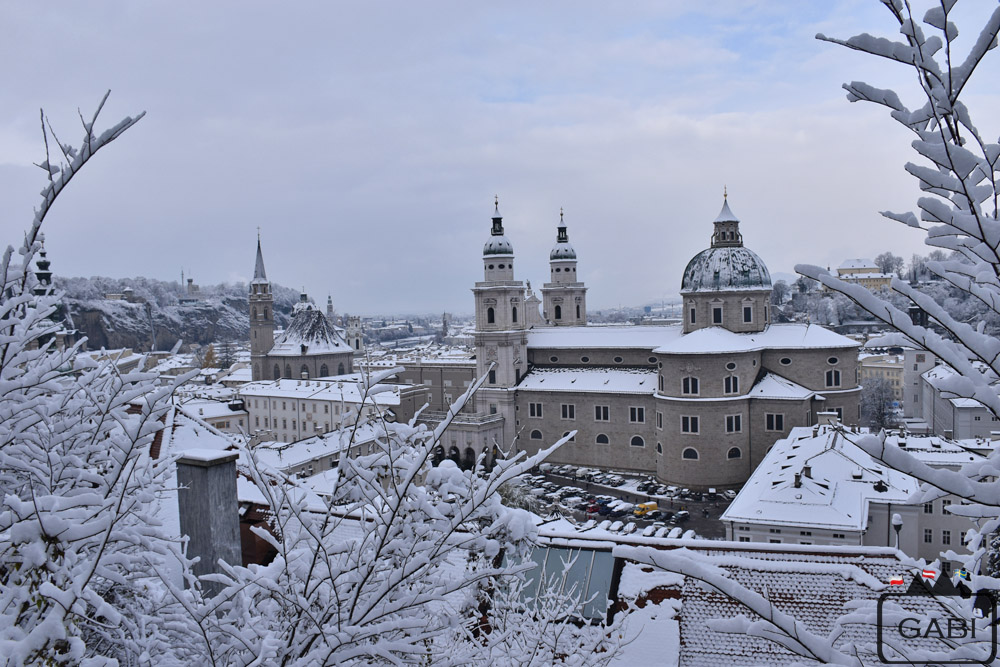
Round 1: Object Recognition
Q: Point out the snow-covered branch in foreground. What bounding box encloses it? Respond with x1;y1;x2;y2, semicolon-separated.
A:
166;365;622;665
0;96;202;665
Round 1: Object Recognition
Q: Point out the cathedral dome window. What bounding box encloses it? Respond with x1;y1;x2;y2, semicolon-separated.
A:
596;433;609;445
649;356;658;364
780;357;792;366
725;362;737;371
682;447;699;460
827;356;839;365
549;356;558;362
728;447;742;459
580;356;590;363
613;356;623;364
630;436;645;448
530;430;543;440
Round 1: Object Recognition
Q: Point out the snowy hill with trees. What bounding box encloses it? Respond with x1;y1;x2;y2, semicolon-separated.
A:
56;275;302;350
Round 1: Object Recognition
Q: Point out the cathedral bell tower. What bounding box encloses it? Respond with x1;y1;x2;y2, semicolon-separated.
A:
541;209;587;326
472;198;527;444
249;234;275;380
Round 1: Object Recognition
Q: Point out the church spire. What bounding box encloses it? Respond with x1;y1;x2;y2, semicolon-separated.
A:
556;207;568;244
491;195;505;236
252;235;268;284
711;193;742;248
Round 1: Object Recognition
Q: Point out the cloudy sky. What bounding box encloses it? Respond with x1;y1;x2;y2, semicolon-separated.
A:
2;1;998;315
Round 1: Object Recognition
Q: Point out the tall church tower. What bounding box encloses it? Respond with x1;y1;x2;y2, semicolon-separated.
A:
249;235;275;381
541;209;587;326
473;198;527;444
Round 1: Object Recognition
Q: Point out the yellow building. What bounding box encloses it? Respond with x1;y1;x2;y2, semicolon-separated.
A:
860;353;904;402
835;259;893;291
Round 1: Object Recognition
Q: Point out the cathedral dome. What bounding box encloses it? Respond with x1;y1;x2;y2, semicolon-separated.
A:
680;245;771;293
484;235;514;256
549;242;576;260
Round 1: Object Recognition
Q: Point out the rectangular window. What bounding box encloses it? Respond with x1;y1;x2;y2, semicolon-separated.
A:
800;530;812;536
529;402;543;418
765;413;784;431
726;414;742;433
923;502;933;514
561;404;575;420
264;417;269;428
324;404;329;414
724;376;739;394
291;420;296;430
769;538;782;544
799;541;812;545
743;306;752;323
942;562;952;575
916;354;926;363
255;416;260;427
301;403;306;411
713;307;723;324
656;411;663;429
282;419;287;429
681;415;699;433
738;536;751;542
689;307;696;324
942;500;951;515
832;533;845;539
924;528;933;543
769;528;781;534
961;531;969;547
737;526;750;532
942;530;951;545
629;407;645;423
282;401;286;410
682;377;699;395
490;404;498;415
594;405;609;421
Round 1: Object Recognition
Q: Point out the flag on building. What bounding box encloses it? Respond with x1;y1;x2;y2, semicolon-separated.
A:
922;569;936;579
889;576;904;585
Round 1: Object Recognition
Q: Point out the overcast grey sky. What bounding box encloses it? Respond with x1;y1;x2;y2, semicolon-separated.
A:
2;1;998;315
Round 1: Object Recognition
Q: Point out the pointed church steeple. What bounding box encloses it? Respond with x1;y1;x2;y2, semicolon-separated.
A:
253;232;268;284
711;189;743;248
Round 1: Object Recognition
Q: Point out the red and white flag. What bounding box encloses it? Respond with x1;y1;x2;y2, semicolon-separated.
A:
922;569;936;579
890;577;904;585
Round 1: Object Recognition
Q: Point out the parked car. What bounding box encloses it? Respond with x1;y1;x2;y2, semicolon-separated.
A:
598;520;612;531
674;510;690;523
622;522;638;535
724;489;738;500
609;521;624;533
654;526;671;538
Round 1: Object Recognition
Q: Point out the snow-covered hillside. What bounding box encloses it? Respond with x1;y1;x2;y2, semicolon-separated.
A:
57;276;301;350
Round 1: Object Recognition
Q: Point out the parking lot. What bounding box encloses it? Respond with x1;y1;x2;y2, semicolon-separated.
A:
515;463;735;539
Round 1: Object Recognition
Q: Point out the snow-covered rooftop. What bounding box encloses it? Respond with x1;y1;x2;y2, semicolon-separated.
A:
517;367;657;394
838;258;878;271
239;377;401;406
177;398;246;421
269;307;352;356
746;373;815;400
654;323;858;355
720;426;983;532
526;324;683;350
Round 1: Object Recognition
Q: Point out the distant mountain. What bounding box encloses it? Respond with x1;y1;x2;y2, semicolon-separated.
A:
56;276;302;352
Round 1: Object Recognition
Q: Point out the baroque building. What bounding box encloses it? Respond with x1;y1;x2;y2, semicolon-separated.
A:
469;195;861;489
249;236;354;381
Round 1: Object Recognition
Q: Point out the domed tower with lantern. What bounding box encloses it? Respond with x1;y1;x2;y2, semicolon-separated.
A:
541;209;587;326
680;192;772;334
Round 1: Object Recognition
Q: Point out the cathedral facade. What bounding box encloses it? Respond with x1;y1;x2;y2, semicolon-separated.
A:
249;238;354;382
472;197;861;489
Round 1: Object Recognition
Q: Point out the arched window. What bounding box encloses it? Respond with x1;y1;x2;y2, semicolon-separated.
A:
320;364;328;376
487;307;495;324
462;447;476;471
554;305;562;320
273;364;281;380
354;339;360;350
252;307;257;320
284;364;291;378
300;365;309;379
682;447;699;460
512;306;518;323
656;442;663;454
338;362;345;375
682;377;699;395
562;431;575;442
724;376;739;394
596;433;609;445
448;446;461;465
530;430;543;440
825;369;841;387
576;304;580;319
630;436;645;448
727;447;742;459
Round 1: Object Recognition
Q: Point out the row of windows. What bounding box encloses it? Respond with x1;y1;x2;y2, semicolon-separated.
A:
923;528;967;546
254;399;343;415
688;302;766;325
486;305;517;325
257;416;333;432
527;403;787;433
270;362;345;380
675;371;841;394
527;429;743;460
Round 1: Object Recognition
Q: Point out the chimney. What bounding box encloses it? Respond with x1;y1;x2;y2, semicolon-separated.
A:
803;465;812;479
794;472;802;488
176;450;241;596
